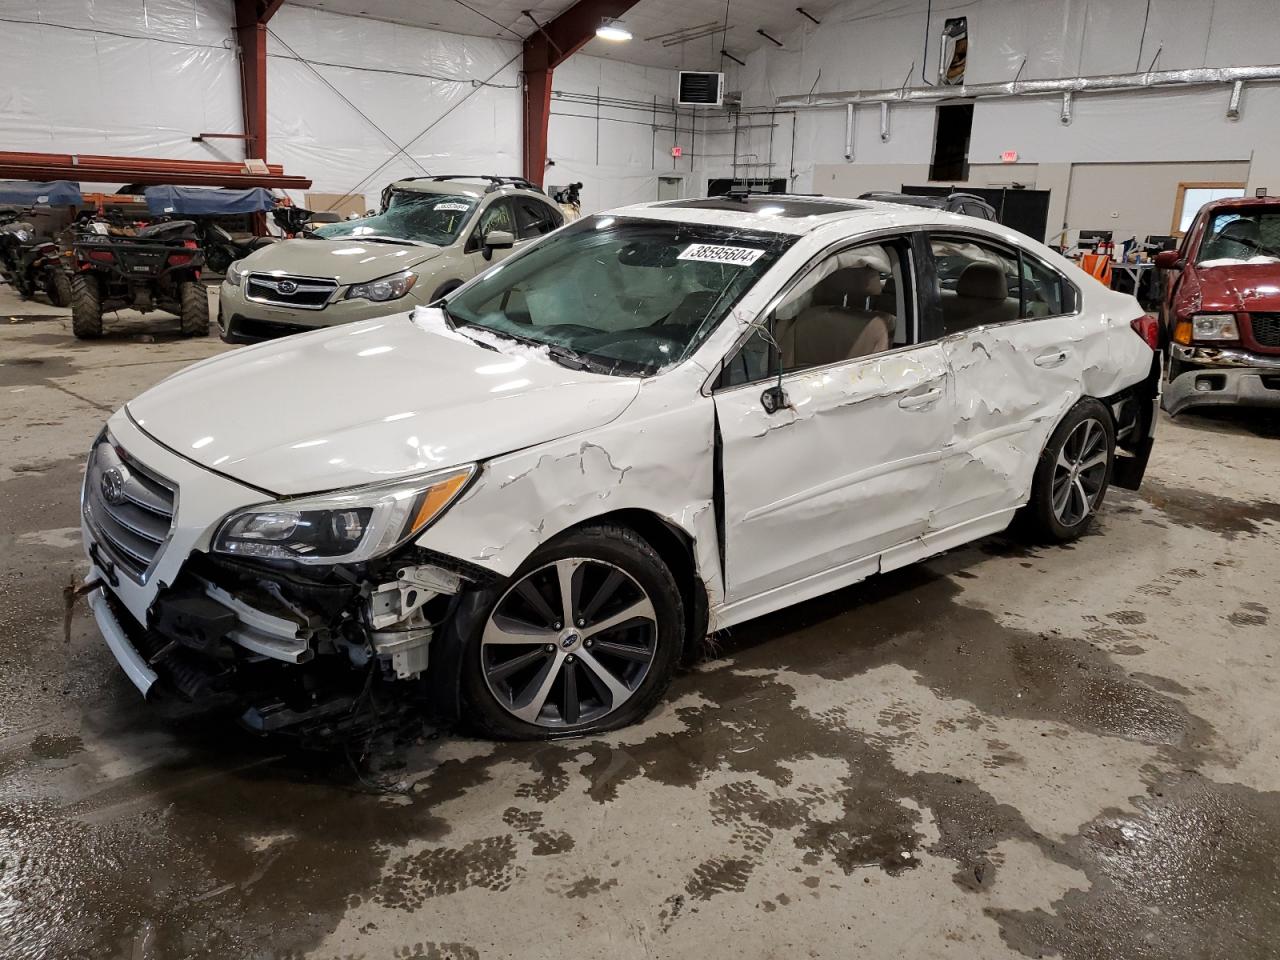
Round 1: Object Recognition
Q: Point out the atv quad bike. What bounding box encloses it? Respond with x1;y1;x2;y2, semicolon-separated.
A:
70;218;208;339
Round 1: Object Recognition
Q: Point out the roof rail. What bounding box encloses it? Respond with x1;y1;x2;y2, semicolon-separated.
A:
395;174;544;195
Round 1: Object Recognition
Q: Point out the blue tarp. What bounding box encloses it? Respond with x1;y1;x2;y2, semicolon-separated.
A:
0;180;83;207
144;186;276;216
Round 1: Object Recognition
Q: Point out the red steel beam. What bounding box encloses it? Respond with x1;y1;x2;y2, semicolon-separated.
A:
522;0;642;185
235;0;281;164
0;151;310;189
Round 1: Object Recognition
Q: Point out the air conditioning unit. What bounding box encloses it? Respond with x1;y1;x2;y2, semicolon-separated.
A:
678;71;724;107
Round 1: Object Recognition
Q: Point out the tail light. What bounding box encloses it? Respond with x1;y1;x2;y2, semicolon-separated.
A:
1130;314;1160;351
86;248;115;264
167;239;199;267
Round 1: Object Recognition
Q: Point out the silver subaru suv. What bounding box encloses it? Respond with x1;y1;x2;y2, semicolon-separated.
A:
217;175;564;342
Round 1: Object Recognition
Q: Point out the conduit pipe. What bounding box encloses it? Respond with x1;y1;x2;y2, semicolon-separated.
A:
843;103;855;160
879;101;890;142
776;63;1280;109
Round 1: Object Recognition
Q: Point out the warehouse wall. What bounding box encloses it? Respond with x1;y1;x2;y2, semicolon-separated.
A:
0;1;686;215
699;0;1280;241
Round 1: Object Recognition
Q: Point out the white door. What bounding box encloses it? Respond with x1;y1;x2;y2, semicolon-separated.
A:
713;236;954;602
927;233;1089;530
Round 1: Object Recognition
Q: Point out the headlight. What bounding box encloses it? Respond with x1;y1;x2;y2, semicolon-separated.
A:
346;271;418;302
225;261;245;286
212;464;474;565
1191;313;1239;341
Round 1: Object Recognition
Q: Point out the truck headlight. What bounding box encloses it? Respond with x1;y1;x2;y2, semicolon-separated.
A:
213;464;474;564
347;271;418;302
225;261;245;286
1191;313;1239;341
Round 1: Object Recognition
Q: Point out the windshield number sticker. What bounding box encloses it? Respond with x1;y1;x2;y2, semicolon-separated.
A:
434;202;470;212
678;244;765;266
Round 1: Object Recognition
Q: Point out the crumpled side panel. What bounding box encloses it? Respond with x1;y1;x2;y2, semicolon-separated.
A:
418;375;723;608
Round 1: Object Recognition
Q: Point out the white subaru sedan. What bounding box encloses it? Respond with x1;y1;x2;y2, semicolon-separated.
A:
81;196;1159;740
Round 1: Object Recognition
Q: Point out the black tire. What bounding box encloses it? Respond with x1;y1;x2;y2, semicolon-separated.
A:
70;273;104;339
430;279;463;302
48;270;73;308
1020;398;1115;543
462;524;684;740
178;280;210;336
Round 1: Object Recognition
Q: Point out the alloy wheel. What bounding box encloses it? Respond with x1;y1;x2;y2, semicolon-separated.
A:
1050;417;1109;527
480;557;659;728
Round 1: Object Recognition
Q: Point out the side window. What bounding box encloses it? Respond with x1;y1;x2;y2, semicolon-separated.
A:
475;199;514;239
514;199;561;239
720;239;912;387
1021;254;1075;317
930;235;1021;335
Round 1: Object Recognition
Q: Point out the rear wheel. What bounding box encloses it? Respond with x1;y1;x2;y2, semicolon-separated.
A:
178;280;209;336
463;524;684;740
70;273;104;339
1021;398;1115;542
48;270;72;308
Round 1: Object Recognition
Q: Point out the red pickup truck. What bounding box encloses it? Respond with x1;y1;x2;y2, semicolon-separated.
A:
1156;196;1280;415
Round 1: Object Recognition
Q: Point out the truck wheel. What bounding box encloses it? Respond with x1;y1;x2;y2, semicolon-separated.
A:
70;274;104;339
48;270;73;308
179;280;210;337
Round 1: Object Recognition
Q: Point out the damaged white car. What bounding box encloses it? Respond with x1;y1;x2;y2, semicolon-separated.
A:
81;195;1159;740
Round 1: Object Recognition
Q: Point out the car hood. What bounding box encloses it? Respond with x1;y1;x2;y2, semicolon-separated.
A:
1190;261;1280;312
235;237;442;285
126;313;641;496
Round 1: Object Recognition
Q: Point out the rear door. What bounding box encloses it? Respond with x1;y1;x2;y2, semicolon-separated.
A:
925;231;1090;530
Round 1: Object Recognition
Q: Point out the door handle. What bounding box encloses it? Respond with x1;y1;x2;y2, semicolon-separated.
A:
1034;350;1070;368
898;386;943;410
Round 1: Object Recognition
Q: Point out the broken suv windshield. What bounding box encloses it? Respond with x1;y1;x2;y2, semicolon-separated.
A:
314;191;477;246
445;216;793;376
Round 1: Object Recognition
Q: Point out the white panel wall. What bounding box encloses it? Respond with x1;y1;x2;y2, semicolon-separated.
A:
0;1;687;216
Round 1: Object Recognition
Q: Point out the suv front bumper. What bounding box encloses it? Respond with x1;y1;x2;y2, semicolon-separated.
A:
218;278;424;341
1163;345;1280;415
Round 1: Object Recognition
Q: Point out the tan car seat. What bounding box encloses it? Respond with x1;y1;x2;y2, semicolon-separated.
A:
948;261;1019;327
777;267;895;369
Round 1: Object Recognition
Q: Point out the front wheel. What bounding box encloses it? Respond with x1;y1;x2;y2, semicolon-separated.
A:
1020;398;1115;542
178;280;209;336
47;269;72;307
462;524;684;740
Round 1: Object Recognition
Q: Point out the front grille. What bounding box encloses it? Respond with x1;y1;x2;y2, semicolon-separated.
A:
245;273;338;310
1249;312;1280;348
84;436;177;583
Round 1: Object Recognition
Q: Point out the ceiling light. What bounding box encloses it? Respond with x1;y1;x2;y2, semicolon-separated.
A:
596;18;632;42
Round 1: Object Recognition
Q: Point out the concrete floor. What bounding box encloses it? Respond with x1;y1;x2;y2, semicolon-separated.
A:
3;286;1280;960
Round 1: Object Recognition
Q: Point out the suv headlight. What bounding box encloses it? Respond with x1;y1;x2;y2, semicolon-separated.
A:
225;261;245;286
1191;313;1239;341
212;464;474;565
347;271;418;302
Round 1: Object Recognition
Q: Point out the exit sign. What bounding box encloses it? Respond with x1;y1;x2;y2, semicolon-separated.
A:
671;145;683;158
1000;150;1019;163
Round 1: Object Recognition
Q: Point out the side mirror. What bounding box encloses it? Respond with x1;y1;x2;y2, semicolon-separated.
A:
1153;250;1183;270
484;229;515;250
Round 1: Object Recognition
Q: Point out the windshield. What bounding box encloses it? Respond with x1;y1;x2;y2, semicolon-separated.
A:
314;191;477;246
444;216;792;376
1197;210;1280;264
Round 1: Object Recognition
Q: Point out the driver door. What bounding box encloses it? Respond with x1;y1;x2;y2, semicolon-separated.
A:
712;235;954;604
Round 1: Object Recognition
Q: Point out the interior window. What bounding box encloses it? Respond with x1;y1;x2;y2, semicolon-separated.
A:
720;240;911;387
1021;255;1074;317
514;199;561;239
931;236;1022;334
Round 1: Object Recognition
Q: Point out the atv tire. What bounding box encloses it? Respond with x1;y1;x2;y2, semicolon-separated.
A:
48;270;73;308
179;280;210;337
70;274;104;339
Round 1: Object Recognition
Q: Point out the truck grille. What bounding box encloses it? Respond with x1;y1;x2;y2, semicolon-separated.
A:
245;273;338;310
83;436;177;583
1249;313;1280;348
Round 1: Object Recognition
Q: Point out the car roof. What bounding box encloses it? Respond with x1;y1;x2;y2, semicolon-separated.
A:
1200;196;1280;212
387;177;548;201
608;194;990;236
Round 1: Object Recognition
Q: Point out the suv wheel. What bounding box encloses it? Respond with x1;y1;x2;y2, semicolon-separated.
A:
463;524;684;740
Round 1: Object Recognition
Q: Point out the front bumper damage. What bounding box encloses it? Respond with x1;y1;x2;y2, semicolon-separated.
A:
1163;345;1280;415
82;409;491;739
